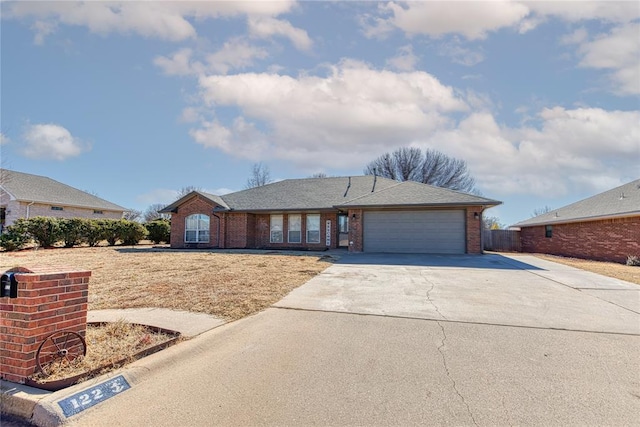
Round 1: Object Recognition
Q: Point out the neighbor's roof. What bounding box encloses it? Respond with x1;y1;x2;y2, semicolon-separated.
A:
161;176;500;213
514;179;640;227
0;169;126;212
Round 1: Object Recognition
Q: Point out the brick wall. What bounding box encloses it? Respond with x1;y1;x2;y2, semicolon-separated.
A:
168;195;220;249
348;209;363;252
225;213;250;248
251;212;337;250
466;207;483;254
0;267;90;383
520;216;640;263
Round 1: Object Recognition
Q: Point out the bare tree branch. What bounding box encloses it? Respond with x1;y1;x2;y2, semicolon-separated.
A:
365;147;477;193
245;162;272;189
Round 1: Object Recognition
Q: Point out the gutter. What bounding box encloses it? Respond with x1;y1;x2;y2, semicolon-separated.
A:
26;201;35;219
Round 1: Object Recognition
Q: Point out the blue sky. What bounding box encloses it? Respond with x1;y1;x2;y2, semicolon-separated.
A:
1;1;638;226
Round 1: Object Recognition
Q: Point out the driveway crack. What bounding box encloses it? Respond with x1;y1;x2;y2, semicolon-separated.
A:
421;271;446;320
435;320;479;426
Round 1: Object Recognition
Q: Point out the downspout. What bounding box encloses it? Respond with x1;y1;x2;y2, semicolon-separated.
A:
26;201;35;219
211;212;221;248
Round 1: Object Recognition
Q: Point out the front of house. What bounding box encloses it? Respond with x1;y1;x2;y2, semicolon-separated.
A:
160;176;501;254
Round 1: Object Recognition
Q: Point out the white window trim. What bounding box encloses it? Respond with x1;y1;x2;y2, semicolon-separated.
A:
185;214;210;243
306;214;321;244
288;214;302;243
270;214;283;243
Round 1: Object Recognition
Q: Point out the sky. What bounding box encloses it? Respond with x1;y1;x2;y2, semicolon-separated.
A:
1;0;639;227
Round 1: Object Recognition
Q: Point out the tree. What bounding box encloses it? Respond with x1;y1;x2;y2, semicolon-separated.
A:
364;147;476;193
532;205;552;217
483;216;504;230
144;203;170;222
123;209;142;222
177;185;202;199
245;162;272;189
309;172;328;178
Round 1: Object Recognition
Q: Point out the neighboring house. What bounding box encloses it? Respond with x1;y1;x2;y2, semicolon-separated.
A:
514;179;640;263
0;169;125;230
160;175;501;254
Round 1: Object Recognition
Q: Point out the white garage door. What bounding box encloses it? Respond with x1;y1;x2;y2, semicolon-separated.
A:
363;210;466;254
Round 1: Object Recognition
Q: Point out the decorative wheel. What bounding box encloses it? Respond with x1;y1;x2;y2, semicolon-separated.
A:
36;331;87;376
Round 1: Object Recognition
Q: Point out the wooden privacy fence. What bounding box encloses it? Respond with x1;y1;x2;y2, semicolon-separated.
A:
483;229;521;252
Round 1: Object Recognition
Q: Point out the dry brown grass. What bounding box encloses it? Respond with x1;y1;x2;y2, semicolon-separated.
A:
0;246;334;320
29;321;176;382
533;254;640;285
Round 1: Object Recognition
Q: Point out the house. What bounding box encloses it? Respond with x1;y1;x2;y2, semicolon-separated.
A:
159;176;501;254
514;179;640;263
0;169;126;230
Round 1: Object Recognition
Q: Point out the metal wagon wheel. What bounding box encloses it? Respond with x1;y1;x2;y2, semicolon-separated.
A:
36;330;87;376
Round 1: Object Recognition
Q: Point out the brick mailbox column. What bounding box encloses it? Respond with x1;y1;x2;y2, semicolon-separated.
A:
0;266;91;384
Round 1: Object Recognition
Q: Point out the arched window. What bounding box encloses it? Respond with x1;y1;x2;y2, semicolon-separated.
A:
185;214;210;243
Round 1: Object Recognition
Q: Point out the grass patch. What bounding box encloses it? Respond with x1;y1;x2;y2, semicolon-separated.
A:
534;254;640;285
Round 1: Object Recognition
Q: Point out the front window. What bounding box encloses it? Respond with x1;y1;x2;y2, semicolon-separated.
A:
288;214;301;243
306;214;320;243
185;214;209;243
545;225;553;238
270;214;283;243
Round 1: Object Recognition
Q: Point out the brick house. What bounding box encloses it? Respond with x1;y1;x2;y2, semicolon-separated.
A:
514;179;640;263
0;169;125;230
160;176;501;254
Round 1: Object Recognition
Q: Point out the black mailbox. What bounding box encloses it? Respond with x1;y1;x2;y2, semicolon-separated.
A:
1;272;18;298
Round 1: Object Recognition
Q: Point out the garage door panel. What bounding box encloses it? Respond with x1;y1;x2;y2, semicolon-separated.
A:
363;210;465;254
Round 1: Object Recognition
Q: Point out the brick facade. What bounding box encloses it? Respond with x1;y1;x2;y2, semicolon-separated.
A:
166;194;490;254
520;216;640;263
0;266;90;383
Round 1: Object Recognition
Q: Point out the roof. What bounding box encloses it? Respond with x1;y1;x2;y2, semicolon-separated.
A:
161;191;230;213
0;169;126;212
161;176;501;213
514;179;640;227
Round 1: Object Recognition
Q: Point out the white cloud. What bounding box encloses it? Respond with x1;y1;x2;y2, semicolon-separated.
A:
424;107;640;197
191;60;468;168
154;48;203;76
6;1;298;43
247;16;312;51
21;124;89;161
438;37;485;66
369;1;529;40
386;45;418;71
0;133;9;145
206;38;269;74
136;188;180;206
576;22;640;95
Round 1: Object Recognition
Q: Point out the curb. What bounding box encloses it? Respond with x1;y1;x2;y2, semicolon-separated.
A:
2;322;228;426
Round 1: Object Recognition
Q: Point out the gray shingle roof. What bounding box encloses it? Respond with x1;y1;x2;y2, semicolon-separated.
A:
337;179;500;208
0;169;126;212
160;191;230;212
514;179;640;227
163;176;501;212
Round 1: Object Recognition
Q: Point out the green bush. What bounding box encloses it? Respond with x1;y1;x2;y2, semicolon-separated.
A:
145;219;170;244
0;221;31;251
25;216;62;248
101;219;122;246
59;218;89;248
85;219;107;247
120;220;148;246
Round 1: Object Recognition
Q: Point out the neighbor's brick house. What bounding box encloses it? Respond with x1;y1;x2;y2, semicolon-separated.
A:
514;179;640;263
160;176;501;254
0;169;125;230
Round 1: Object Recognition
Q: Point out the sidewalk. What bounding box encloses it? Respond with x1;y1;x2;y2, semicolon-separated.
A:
1;308;225;426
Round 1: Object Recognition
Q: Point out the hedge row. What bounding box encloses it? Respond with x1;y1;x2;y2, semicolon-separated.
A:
0;217;171;252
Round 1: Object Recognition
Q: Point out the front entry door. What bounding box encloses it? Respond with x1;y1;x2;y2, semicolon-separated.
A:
338;214;349;248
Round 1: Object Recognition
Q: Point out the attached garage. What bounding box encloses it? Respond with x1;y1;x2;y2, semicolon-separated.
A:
363;210;466;254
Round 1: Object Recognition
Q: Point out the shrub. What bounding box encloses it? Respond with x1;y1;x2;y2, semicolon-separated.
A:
0;221;31;251
626;255;640;267
101;219;122;246
120;220;148;246
59;218;89;248
145;219;170;244
24;216;62;248
85;219;107;247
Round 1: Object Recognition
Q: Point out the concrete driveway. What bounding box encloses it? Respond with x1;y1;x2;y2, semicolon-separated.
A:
274;253;640;335
55;253;640;427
